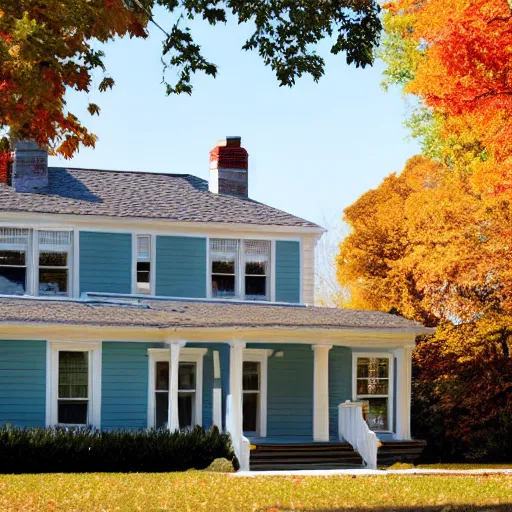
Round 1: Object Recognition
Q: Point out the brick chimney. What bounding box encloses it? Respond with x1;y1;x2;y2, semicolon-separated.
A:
10;140;49;193
209;136;248;198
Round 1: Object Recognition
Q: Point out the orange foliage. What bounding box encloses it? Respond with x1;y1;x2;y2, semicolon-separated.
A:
0;0;148;157
386;0;512;192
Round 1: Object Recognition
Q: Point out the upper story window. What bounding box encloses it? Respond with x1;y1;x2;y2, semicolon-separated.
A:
38;230;71;297
0;228;29;296
136;235;151;295
0;227;73;297
210;239;271;301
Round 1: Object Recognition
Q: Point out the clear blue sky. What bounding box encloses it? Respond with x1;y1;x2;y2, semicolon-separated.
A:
49;10;419;231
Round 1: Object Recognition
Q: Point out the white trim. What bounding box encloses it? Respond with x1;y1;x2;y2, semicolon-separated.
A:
312;344;332;441
0;213;326;237
242;348;271;437
393;346;413;440
147;347;207;429
46;341;102;428
73;230;80;298
352;351;394;434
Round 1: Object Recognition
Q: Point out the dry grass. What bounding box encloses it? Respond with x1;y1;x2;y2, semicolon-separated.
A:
0;472;512;511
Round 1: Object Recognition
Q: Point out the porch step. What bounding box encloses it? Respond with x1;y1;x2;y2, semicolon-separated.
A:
249;441;426;471
250;443;363;471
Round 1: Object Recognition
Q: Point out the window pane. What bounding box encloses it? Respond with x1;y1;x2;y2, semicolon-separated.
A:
212;261;235;274
245;261;267;276
243;392;258;432
58;400;88;425
156;362;169;391
39;269;68;296
0;267;26;295
137;236;151;260
357;357;389;379
39;230;71;246
357;379;388;395
243;362;260;391
367;397;388;431
178;363;196;390
0;228;29;245
212;275;236;297
0;250;26;266
155;391;168;429
178;393;194;429
58;351;88;399
39;252;67;267
245;276;267;300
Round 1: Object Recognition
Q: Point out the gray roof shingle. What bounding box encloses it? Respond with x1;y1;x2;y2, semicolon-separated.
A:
0;167;320;228
0;296;429;332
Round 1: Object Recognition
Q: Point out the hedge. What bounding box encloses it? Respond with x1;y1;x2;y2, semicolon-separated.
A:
0;425;237;473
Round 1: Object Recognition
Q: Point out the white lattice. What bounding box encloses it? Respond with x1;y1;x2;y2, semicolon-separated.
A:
137;235;151;260
39;230;71;246
210;239;238;262
244;240;270;264
0;228;29;245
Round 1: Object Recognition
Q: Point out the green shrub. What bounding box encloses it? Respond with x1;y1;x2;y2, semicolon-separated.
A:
0;425;236;474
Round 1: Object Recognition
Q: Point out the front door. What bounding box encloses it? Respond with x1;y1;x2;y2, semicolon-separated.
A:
242;361;260;434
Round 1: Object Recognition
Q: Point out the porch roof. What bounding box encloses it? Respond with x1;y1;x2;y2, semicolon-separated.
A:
0;294;431;334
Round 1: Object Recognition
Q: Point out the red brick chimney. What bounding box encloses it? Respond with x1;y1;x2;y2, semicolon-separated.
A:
209;137;249;198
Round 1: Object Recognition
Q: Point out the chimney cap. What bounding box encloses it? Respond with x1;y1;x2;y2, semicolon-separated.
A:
216;136;241;148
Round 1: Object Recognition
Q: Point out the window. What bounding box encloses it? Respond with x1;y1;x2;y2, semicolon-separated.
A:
58;351;89;424
210;239;238;298
154;361;197;430
244;241;270;300
47;342;101;428
136;235;151;294
242;361;260;432
148;348;206;430
210;239;271;300
354;355;393;432
242;349;269;437
38;230;71;297
0;228;29;295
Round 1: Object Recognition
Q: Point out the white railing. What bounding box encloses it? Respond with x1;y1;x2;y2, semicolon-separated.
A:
226;395;250;471
338;400;379;470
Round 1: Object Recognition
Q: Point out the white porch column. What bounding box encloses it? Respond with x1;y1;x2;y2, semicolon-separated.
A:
212;350;223;430
394;345;414;440
166;340;186;432
227;342;245;438
312;344;332;442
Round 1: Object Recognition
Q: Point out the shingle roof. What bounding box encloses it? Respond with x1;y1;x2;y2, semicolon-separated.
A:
0;167;320;228
0;296;429;332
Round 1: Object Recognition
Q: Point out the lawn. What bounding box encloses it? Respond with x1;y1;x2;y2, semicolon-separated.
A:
1;472;512;511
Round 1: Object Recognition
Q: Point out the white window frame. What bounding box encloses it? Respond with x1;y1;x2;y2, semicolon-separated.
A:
0;228;31;296
46;341;102;428
36;230;73;298
147;348;207;429
208;238;273;302
132;234;156;295
352;352;394;433
242;349;270;438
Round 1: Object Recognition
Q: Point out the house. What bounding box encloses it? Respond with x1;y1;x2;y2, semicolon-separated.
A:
0;138;432;471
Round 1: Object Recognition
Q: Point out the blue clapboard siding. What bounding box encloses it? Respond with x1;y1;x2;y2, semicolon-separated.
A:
79;231;132;294
155;236;207;298
102;342;161;430
0;340;46;427
329;346;352;438
275;241;301;303
251;343;313;438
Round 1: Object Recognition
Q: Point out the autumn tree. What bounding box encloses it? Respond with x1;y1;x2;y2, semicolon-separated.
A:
1;0;382;157
380;0;512;191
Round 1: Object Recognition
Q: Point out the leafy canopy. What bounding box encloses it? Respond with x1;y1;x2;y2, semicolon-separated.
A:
0;0;381;157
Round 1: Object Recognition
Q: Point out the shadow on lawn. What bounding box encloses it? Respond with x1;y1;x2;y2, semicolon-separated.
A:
257;506;512;512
